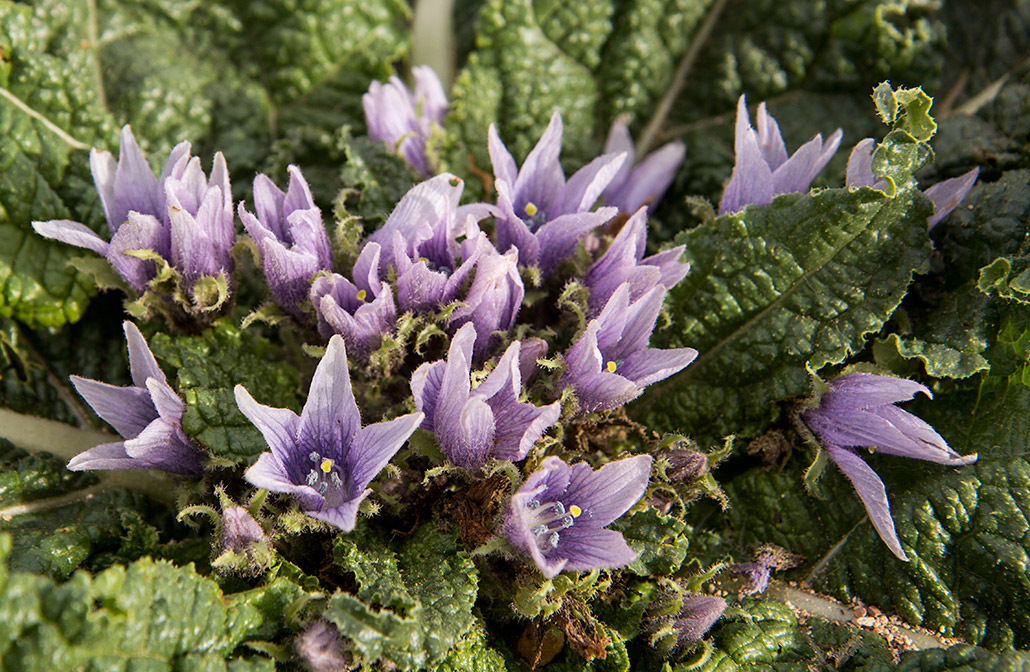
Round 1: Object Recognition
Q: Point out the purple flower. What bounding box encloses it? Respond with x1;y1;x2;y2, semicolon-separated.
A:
719;95;842;215
294;621;349;672
602;117;685;213
239;166;332;317
411;323;560;470
504;454;652;578
488;112;623;275
802;373;979;561
561;283;697;413
66;321;204;476
310;243;397;361
363;66;447;177
236;335;423;530
33;125;234;296
364;174;523;356
219;506;266;554
846;138;979;230
583;207;690;315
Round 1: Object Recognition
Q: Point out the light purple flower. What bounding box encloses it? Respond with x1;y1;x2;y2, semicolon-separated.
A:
364;174;523;356
66;321;204;476
488;112;623;275
719;95;843;215
220;506;266;554
504;454;652;578
602;117;685;213
411;323;560;470
33;125;234;295
846;138;980;230
310;243;397;361
236;335;423;530
561;283;698;413
668;596;727;646
239;166;332;317
363;66;447;177
583;207;690;315
802;372;978;561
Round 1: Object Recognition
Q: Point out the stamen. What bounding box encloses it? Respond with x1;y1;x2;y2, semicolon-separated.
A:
309;452;319;463
356;289;367;301
606;361;618;373
525;498;584;553
568;505;582;518
525;202;538;216
320;458;334;473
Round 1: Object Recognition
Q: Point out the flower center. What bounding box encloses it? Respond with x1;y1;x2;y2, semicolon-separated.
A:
523;202;547;233
525;499;583;552
416;256;453;275
306;451;344;506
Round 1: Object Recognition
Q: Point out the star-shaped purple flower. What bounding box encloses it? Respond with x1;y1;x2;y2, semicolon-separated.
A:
310;242;397;361
846;138;979;230
802;372;978;561
363;66;447;177
236;335;423;530
488;112;623;275
583;206;690;315
503;454;652;578
66;321;204;476
561;283;697;413
239;166;332;317
33;125;234;296
411;323;560;470
602;117;685;214
719;95;842;215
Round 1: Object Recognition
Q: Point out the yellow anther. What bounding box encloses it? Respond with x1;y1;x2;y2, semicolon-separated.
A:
606;361;617;373
320;458;334;473
356;289;367;301
568;505;582;518
525;202;538;216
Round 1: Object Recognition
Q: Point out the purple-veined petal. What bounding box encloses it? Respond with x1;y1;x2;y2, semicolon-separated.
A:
846;138;878;188
122;417;204;476
925;168;979;230
345;412;424;493
299;336;362;462
606;141;685;213
145;377;185;421
563;455;652;528
123;321;166;387
67;441;136;472
755;102;788;169
535;208;618;276
70;375;157;438
488;124;519;187
112;125;162;229
31;220;110;256
234;384;301;471
512;112;565;216
308;495;367;531
488;399;560;462
617;347;698;389
108;211;165;291
820;372;931;409
411;360;447;431
827;445;908;561
556;527;638;572
557;152;627;216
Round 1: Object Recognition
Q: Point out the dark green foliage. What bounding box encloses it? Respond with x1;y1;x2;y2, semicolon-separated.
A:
149;320;302;464
644;186;933;441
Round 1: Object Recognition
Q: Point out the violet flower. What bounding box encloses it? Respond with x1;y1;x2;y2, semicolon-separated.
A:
411;323;560;470
602;117;685;213
237;335;423;530
66;321;204;476
363;66;447;177
846;138;980;230
33;125;234;297
583;206;690;315
365;174;523;356
561;283;697;413
488;112;622;275
668;596;727;647
802;372;978;561
310;242;397;361
719;95;842;215
504;454;652;578
239;166;332;317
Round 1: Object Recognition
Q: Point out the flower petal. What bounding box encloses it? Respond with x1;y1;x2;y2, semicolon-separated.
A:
558;527;638;572
512;112;565;216
234;384;301;473
346;412;424;494
70;375;157;438
827;445;908;561
31;219;109;256
925;168;979;230
123;321;166;387
562;455;652;528
308;494;367;531
299;336;361;462
67;441;135;471
617;347;698;389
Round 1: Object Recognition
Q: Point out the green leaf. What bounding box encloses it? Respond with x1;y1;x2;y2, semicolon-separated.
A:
0;535;277;669
898;644;1030;672
0;2;117;328
873;333;990;380
979;255;1030;305
643;186;934;441
686;599;804;671
148;320;302;465
433;619;510;672
326;522;479;668
0;439;96;507
611;509;690;576
337;133;418;231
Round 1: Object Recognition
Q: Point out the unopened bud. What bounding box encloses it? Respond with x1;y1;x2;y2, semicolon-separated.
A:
220;506;265;553
665;449;708;482
295;621;350;672
646;592;726;657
